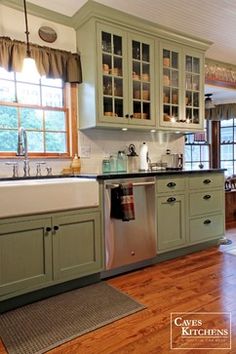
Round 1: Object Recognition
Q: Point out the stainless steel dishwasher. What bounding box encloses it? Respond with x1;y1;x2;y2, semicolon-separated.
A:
103;177;156;273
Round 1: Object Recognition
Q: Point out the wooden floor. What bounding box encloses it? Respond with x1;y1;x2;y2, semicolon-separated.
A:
1;227;236;354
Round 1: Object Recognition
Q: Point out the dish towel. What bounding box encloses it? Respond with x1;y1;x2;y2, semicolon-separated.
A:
110;183;135;221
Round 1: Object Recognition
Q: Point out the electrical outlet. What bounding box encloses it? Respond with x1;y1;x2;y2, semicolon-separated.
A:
80;145;91;158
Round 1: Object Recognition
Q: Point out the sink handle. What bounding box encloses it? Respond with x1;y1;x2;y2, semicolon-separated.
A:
5;162;19;178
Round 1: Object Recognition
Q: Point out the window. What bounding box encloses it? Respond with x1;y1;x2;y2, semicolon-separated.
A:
184;120;210;169
220;119;236;176
0;67;72;157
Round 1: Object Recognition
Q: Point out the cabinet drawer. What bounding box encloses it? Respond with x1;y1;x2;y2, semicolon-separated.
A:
189;190;224;216
189;214;224;243
188;173;224;190
156;177;186;193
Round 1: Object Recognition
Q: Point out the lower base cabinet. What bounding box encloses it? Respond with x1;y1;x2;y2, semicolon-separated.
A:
157;194;186;250
0;208;102;300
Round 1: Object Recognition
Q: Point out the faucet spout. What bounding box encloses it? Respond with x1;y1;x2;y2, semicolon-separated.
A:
17;128;30;176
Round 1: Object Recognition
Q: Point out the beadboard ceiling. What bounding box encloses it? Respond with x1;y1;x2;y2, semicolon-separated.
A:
28;0;236;102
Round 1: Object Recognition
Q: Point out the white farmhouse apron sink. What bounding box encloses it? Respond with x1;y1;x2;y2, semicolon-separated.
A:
0;178;99;218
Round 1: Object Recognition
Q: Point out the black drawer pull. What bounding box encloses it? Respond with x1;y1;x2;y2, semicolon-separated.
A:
53;225;59;231
167;197;176;203
203;179;211;184
167;182;176;188
45;227;51;232
203;219;211;225
203;194;211;200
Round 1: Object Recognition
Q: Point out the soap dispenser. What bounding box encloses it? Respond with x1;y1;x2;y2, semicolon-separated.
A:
139;142;149;171
71;153;81;173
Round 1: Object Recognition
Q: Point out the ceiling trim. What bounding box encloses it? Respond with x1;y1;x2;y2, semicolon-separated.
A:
1;0;73;27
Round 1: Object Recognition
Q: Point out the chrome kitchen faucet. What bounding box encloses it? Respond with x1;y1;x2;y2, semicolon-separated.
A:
16;127;30;177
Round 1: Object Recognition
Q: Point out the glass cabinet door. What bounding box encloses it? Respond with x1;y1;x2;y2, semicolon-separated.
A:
131;40;152;123
185;54;201;125
101;30;125;119
161;47;180;124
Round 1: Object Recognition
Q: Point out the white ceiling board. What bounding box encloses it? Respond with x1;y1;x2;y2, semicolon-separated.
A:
28;0;236;64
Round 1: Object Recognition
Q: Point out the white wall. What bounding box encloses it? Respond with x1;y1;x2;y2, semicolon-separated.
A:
79;129;185;173
0;4;76;51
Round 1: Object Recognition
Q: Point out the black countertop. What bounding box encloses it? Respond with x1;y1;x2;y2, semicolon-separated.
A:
0;168;225;182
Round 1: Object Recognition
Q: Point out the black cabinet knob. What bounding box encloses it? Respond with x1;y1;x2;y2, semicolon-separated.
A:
203;194;211;200
45;227;51;232
125;114;129;118
167;197;176;203
203;219;211;225
167;182;176;188
53;225;59;231
203;179;211;184
130;114;134;119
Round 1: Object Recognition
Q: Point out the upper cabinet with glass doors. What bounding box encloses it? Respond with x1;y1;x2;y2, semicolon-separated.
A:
76;1;210;131
158;42;205;132
98;24;155;128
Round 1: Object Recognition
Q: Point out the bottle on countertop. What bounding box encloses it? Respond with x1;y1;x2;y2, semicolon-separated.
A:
139;142;149;171
71;153;81;173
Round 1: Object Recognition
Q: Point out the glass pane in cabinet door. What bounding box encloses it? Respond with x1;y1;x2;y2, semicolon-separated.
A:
113;57;122;77
193;108;199;124
164;105;171;121
103;97;113;116
186;74;192;90
113;35;122;56
143;102;150;120
171;70;178;87
115;99;123;117
132;61;141;80
102;32;112;53
142;83;150;101
114;78;123;97
163;49;170;67
133;81;141;100
163;68;170;86
192;75;199;91
186;55;192;72
163;87;170;104
103;76;112;96
133;101;141;119
102;54;112;75
132;41;141;60
193;92;199;107
186;91;192;106
142;43;149;62
193;57;200;73
186;108;192;123
172;88;178;105
171;51;178;69
171;106;179;122
142;63;150;81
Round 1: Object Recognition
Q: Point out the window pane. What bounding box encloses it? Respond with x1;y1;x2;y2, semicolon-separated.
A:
41;77;63;88
184;145;192;162
0;106;18;129
42;87;63;107
16;72;40;84
221;160;233;177
200;145;209;161
17;83;40;105
0;67;14;80
45;111;65;131
221;144;233;160
221;127;233;143
221;119;234;127
21;108;43;130
0;80;15;102
0;130;18;151
27;131;44;152
45;132;66;152
191;145;200;161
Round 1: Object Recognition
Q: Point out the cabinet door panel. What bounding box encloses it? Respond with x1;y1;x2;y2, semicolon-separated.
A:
0;218;52;296
189;190;224;216
189;214;224;243
53;212;102;280
157;194;186;251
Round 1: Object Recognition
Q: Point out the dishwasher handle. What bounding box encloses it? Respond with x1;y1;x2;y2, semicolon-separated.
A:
106;181;155;189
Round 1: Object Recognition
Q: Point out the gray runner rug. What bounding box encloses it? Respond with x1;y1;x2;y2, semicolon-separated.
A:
0;282;145;354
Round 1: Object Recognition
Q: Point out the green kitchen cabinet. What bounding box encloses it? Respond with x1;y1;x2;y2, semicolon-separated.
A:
77;20;156;129
52;211;102;281
156;194;186;251
76;1;210;131
0;208;103;301
0;217;52;297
